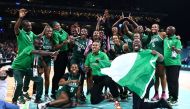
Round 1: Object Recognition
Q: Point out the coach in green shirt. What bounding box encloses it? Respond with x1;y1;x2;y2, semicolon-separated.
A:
12;39;58;104
51;21;70;98
85;41;119;104
12;8;46;104
164;26;182;105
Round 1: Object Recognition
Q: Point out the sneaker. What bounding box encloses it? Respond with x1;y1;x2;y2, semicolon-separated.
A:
44;95;53;101
12;100;17;105
170;99;178;106
151;93;159;101
167;96;173;102
161;93;167;100
157;98;173;109
120;94;128;100
127;92;133;97
37;102;47;109
23;92;31;100
18;96;26;104
31;94;36;100
144;98;150;102
79;92;86;102
35;99;43;104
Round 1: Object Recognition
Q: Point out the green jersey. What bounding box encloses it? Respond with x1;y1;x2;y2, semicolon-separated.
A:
53;29;68;51
141;34;149;49
12;46;34;70
148;34;163;55
114;42;125;58
123;34;133;52
16;29;37;54
39;35;53;66
164;35;182;66
56;73;80;98
72;38;88;59
85;51;111;76
42;35;53;51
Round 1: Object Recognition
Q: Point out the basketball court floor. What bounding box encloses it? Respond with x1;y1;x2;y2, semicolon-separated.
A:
5;69;190;109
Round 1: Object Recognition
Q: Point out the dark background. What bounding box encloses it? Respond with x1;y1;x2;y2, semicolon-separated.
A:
0;0;189;46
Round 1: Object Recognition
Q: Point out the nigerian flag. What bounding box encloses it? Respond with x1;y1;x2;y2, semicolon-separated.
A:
101;49;158;98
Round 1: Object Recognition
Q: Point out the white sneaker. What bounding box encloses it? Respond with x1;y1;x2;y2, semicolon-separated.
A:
37;102;48;109
45;95;53;102
30;94;36;102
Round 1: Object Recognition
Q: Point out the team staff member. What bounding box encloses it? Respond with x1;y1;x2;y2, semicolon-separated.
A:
12;39;58;104
51;21;70;99
164;26;182;105
85;41;119;104
13;8;45;103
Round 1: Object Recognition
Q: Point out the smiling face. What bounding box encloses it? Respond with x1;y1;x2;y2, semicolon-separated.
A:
22;20;32;32
113;35;120;45
151;24;159;33
91;41;100;53
80;28;88;38
93;30;100;41
70;27;78;36
112;27;118;35
70;64;79;75
133;37;142;52
53;22;61;31
44;27;53;39
166;26;176;36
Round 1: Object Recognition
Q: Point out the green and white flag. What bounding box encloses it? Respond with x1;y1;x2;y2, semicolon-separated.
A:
101;49;158;98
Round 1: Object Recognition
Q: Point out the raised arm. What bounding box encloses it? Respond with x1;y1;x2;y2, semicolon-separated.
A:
112;16;125;28
95;16;102;31
37;24;49;38
14;9;28;35
123;21;133;37
127;16;139;28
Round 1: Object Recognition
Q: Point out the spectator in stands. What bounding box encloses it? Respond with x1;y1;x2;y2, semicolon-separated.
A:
0;66;19;109
181;53;190;67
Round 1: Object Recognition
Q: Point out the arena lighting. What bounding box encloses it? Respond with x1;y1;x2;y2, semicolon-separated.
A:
0;17;2;21
119;24;122;28
11;21;16;23
15;2;20;5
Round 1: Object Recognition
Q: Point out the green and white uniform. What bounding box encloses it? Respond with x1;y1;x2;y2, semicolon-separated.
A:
56;73;81;98
113;42;125;58
148;34;164;55
39;35;53;66
122;34;133;52
71;38;88;64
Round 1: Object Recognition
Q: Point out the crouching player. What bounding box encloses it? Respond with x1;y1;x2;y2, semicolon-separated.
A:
38;64;81;109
